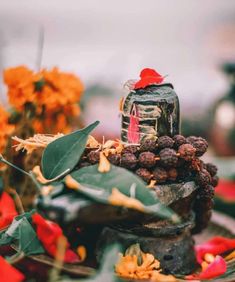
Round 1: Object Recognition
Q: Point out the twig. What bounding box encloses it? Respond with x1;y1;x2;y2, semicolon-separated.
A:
0;154;41;192
7;251;25;265
7;188;25;214
49;236;67;282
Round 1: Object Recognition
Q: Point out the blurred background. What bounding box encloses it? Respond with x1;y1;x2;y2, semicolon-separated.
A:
0;0;235;214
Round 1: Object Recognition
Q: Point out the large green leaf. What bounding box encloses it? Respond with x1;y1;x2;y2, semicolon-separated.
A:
69;165;179;222
42;121;99;179
0;214;44;256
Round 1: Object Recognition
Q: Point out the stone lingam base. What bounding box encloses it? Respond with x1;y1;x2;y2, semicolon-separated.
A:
96;213;196;275
95;180;199;275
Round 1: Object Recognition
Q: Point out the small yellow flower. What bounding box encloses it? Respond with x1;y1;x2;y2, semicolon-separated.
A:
98;152;111;173
77;245;87;262
225;250;235;261
115;244;177;281
65;175;80;190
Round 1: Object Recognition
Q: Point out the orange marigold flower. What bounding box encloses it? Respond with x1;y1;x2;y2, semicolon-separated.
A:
63;104;81;117
37;67;84;110
3;66;37;110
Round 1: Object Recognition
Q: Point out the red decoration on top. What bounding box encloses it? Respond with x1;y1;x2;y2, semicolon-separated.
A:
0;192;18;230
32;213;79;263
134;68;164;90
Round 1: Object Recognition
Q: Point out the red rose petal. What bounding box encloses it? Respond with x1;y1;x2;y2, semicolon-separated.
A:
186;256;227;280
215;179;235;202
0;256;25;282
64;249;80;263
196;236;235;264
32;213;79;263
0;192;18;230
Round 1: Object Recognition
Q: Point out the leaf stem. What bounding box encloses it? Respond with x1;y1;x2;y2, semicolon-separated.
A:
0;154;31;177
0;154;41;192
7;251;25;265
7;188;25;214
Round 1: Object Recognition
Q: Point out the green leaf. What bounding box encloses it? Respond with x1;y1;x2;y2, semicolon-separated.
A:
18;217;44;255
69;165;180;222
42;121;100;180
34;78;46;92
0;214;44;256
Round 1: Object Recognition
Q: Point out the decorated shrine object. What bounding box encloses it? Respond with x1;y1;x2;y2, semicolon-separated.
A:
29;68;217;276
121;69;180;143
0;68;222;281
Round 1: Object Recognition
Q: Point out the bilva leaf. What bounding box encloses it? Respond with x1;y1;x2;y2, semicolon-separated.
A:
69;165;180;222
42;121;100;180
0;214;44;256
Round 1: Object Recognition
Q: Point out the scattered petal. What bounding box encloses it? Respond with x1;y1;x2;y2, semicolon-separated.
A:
32;213;79;263
0;256;24;282
225;250;235;261
77;245;87;262
65;175;80;190
86;135;100;149
108;188;144;212
147;180;156;188
196;236;235;264
0;192;18;230
186;256;226;280
98;152;111;173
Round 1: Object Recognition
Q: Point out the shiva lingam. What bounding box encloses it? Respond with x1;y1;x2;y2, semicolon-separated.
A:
96;69;217;274
33;68;218;275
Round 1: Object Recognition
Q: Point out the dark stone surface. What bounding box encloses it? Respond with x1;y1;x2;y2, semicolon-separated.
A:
36;181;198;226
96;215;197;275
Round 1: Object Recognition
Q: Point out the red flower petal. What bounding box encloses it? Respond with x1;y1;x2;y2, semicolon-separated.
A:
64;248;80;263
215;179;235;202
0;192;18;230
140;68;162;78
186;256;227;280
0;256;25;282
134;68;164;90
196;236;235;264
32;213;79;263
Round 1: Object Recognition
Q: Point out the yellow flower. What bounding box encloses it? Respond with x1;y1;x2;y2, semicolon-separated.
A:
115;245;177;281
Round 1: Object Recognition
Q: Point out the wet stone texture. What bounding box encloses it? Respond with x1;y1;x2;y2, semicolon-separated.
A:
121;84;180;142
96;181;199;275
96;215;197;275
153;181;198;218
